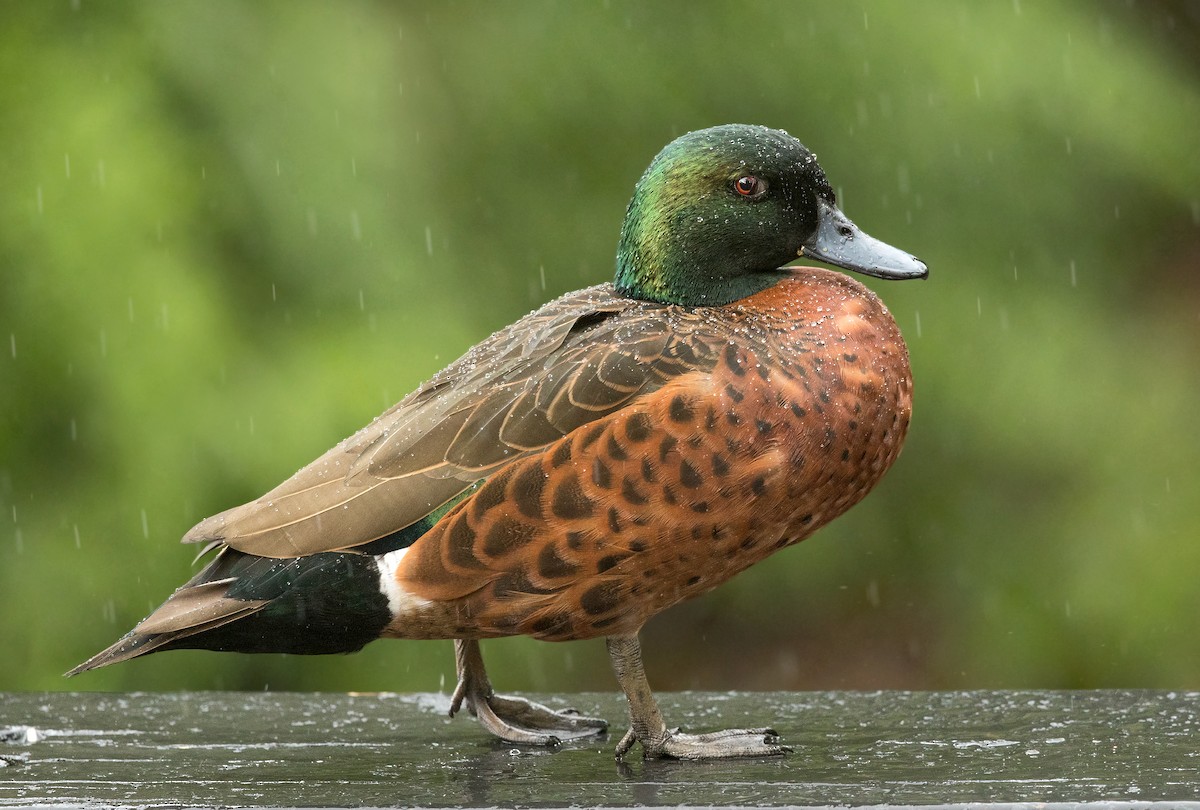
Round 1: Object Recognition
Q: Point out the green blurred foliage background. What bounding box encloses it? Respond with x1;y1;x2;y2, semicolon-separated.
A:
2;1;1198;696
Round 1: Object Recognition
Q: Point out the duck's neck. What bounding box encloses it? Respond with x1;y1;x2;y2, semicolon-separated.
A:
613;197;783;307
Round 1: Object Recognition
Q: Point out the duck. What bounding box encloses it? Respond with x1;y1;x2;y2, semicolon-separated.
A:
69;124;927;760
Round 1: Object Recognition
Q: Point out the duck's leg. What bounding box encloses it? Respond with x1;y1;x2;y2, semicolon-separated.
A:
448;638;608;745
605;633;791;760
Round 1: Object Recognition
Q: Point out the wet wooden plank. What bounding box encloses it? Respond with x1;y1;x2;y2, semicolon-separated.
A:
1;690;1198;808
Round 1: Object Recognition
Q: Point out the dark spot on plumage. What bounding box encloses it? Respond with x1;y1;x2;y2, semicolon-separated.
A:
552;474;594;520
844;352;858;363
711;453;730;477
642;567;656;578
724;343;746;376
841;449;850;462
589;615;618;631
726;411;742;427
580;421;607;451
625;411;652;442
531;614;573;637
724;383;744;404
494;569;555;598
755;363;770;381
755;419;772;435
566;531;586;550
662;484;677;505
592;457;612;489
819;389;831;404
659;435;677;462
629;539;647;553
607;507;622;534
690;526;703;540
597;553;629;573
791;403;807;419
641;458;657;483
740;536;757;550
687;575;702;586
848;419;858;431
711;525;726;541
669;394;694;423
512;465;547;520
538;543;579;579
580;584;619;616
801;514;814;524
751;477;767;496
551;440;573;468
606;433;628;461
775;536;790;549
679;459;703;489
470;476;507;520
447;517;486;570
705;406;718;431
691;501;709;513
621;477;648;505
482;517;537;558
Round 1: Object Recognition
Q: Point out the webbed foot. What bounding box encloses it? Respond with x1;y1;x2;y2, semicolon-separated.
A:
613;724;791;760
606;634;791;761
450;639;608;745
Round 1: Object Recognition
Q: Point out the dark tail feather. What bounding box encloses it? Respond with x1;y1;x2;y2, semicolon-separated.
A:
66;548;393;676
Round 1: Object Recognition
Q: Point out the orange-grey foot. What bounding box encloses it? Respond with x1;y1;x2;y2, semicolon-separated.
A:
448;639;607;745
607;634;791;760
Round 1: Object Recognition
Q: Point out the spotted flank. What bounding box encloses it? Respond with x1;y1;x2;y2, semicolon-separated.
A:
69;124;925;761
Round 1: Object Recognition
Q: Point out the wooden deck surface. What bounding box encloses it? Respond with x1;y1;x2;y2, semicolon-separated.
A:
2;690;1198;808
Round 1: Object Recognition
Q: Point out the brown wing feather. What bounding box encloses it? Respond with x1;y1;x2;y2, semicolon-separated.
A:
182;284;715;559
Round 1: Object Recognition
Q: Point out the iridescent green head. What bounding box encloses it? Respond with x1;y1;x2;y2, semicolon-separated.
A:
614;124;927;306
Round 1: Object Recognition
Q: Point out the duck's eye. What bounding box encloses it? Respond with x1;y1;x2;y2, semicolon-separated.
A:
733;175;767;198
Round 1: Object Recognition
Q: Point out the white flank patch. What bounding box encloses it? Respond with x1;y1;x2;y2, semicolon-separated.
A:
376;548;432;619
